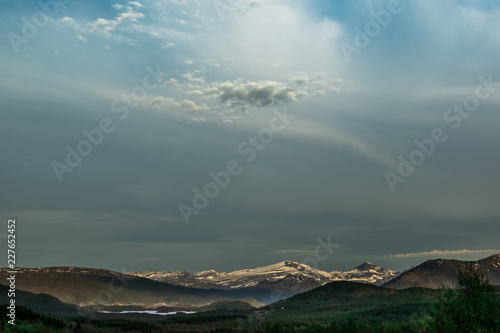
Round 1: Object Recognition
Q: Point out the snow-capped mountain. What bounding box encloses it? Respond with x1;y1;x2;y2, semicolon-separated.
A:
0;266;250;307
129;260;400;294
330;262;400;285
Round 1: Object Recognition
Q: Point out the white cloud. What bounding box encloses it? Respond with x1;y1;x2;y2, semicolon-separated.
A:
60;3;146;41
159;42;175;48
182;72;205;85
117;10;145;23
389;249;500;258
150;96;176;108
186;87;218;96
274;249;315;255
291;75;309;85
178;99;210;112
217;80;297;107
190;117;207;122
128;1;144;8
199;2;343;78
203;59;220;68
153;69;341;119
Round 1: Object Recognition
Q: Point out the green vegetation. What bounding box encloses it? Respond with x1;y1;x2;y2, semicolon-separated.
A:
1;278;499;332
198;299;266;312
0;305;70;333
262;281;438;326
428;263;500;333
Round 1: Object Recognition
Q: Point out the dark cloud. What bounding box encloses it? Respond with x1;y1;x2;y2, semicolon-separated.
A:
1;0;499;273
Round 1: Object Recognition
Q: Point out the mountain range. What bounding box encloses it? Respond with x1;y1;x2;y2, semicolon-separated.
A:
0;260;399;312
1;254;499;316
128;260;400;292
0;266;268;308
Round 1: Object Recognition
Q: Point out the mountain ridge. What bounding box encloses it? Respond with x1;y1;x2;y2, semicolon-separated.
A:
383;254;500;289
129;260;400;291
0;266;271;308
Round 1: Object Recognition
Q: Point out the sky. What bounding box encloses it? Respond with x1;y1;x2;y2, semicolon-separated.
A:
1;0;500;274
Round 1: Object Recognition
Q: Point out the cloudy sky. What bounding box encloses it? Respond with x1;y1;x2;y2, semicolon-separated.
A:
1;0;500;273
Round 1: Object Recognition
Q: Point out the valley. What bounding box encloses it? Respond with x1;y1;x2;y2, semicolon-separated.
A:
1;254;499;332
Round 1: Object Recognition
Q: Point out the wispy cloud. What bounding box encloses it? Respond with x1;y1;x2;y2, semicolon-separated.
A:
284;119;397;168
60;3;147;43
274;249;315;255
389;249;500;258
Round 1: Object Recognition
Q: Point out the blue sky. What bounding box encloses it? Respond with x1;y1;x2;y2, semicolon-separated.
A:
1;0;500;273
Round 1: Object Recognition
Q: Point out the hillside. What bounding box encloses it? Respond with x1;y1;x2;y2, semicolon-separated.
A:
262;281;440;325
384;254;500;289
0;284;80;317
0;267;268;308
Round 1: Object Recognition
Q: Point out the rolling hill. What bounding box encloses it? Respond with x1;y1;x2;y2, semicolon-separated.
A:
0;267;267;309
0;283;80;317
383;254;500;289
262;280;440;325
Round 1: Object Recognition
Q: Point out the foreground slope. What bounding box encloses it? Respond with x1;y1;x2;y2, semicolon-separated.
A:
264;280;439;325
0;284;80;316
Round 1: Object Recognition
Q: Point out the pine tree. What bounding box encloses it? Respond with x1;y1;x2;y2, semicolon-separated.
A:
429;262;500;332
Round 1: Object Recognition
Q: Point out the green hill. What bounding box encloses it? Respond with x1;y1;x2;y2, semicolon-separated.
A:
198;298;266;312
261;281;440;325
0;284;80;317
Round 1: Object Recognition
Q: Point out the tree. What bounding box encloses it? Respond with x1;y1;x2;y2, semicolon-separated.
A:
429;262;500;332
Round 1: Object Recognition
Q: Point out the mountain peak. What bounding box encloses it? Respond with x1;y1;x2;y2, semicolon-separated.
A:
282;260;304;268
384;255;500;289
355;262;379;271
195;269;222;277
129;260;400;291
249;261;314;272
